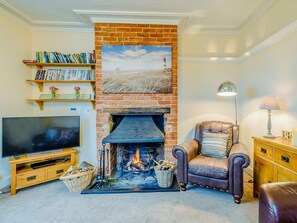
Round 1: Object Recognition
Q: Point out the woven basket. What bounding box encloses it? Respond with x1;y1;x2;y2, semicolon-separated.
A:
154;166;174;188
59;164;96;192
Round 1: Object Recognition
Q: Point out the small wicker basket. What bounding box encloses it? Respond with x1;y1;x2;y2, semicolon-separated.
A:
154;164;175;188
59;163;96;192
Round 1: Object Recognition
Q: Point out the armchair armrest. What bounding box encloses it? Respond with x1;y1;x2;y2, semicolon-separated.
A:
228;142;250;202
228;143;250;169
172;139;199;190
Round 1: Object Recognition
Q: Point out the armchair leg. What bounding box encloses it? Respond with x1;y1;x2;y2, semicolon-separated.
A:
233;195;242;204
180;183;187;191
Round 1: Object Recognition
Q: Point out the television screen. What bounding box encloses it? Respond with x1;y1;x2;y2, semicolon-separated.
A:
2;116;80;157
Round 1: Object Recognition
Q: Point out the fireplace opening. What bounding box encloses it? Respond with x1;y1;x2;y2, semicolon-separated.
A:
99;114;165;180
116;143;163;175
83;108;180;193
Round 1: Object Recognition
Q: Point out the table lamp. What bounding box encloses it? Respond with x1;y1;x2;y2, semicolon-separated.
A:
259;96;280;138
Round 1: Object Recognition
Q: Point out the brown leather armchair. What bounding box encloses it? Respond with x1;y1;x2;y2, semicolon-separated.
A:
172;121;250;204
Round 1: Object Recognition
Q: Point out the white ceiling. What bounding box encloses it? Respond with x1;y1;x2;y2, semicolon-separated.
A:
0;0;277;33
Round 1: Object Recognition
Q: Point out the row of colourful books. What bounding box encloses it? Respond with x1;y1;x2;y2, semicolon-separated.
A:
35;51;95;64
35;69;95;81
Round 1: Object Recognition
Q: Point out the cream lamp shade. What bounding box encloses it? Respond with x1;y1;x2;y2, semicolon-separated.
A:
259;96;280;110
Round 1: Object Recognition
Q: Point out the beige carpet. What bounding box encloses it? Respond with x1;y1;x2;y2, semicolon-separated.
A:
0;174;258;223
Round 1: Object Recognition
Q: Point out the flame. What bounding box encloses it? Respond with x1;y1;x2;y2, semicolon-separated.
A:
132;148;140;164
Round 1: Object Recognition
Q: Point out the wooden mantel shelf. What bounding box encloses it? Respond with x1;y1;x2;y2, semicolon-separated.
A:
23;62;95;69
27;98;96;110
26;80;96;92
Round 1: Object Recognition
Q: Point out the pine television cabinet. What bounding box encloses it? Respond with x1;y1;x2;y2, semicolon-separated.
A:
9;148;76;195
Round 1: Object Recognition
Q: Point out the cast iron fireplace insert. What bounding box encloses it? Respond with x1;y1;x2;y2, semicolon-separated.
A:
99;114;164;180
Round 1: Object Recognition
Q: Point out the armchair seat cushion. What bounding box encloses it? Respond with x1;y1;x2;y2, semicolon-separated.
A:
188;155;228;179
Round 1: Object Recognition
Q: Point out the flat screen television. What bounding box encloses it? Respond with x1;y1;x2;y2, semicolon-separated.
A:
2;116;80;157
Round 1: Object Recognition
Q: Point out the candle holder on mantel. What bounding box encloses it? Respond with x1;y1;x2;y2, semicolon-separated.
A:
282;130;292;140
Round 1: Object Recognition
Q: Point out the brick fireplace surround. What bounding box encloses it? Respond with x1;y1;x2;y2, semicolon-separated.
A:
94;23;178;166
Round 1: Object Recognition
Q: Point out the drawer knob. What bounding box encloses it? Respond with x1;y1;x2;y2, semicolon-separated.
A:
261;148;267;154
281;155;290;163
27;176;36;181
56;169;64;174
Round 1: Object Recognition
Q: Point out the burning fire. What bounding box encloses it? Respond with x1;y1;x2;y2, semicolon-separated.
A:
130;147;147;171
132;147;141;165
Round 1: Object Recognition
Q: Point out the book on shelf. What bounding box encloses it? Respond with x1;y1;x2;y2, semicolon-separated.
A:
34;51;95;64
34;69;95;81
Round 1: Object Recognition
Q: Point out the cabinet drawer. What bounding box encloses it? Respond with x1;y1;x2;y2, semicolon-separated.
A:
47;165;69;180
274;148;297;172
16;170;45;188
255;142;273;160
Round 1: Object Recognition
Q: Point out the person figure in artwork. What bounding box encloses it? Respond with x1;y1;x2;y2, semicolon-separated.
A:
163;57;167;69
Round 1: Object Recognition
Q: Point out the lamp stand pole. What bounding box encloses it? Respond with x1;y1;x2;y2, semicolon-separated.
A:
264;109;275;138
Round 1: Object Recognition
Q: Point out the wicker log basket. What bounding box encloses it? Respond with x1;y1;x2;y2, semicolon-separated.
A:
59;162;96;192
154;160;175;188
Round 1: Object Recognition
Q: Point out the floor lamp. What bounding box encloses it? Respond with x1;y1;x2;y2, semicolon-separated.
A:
217;81;238;125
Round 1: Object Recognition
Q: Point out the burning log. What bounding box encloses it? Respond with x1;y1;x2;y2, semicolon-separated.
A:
124;147;149;172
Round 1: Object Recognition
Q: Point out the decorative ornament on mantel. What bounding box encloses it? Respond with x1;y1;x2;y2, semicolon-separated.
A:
74;86;80;99
49;86;58;99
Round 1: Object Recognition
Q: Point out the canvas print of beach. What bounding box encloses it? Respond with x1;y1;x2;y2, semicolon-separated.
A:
102;45;172;93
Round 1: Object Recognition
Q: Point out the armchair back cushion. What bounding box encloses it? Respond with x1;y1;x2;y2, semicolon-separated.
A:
195;121;234;156
201;132;229;158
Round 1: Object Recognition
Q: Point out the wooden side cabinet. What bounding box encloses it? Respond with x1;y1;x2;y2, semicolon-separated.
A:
253;137;297;197
9;149;76;195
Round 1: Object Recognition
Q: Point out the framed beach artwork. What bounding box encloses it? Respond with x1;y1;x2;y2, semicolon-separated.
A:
102;45;172;93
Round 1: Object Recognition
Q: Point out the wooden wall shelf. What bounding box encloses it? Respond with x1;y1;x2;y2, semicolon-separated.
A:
26;80;95;92
27;98;96;110
24;60;96;110
24;62;95;69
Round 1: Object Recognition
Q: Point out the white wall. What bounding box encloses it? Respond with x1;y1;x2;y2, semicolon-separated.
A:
31;30;97;166
239;29;297;166
0;25;97;189
0;12;32;188
178;61;240;142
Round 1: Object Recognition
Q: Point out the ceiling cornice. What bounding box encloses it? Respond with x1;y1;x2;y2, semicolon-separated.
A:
0;0;278;34
195;0;278;35
237;0;278;33
74;10;191;31
180;19;297;63
0;0;87;30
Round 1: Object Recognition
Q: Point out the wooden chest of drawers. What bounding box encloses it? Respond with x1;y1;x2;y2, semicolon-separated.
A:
253;137;297;197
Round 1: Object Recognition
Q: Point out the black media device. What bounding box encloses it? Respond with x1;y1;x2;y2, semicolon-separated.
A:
2;116;80;157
